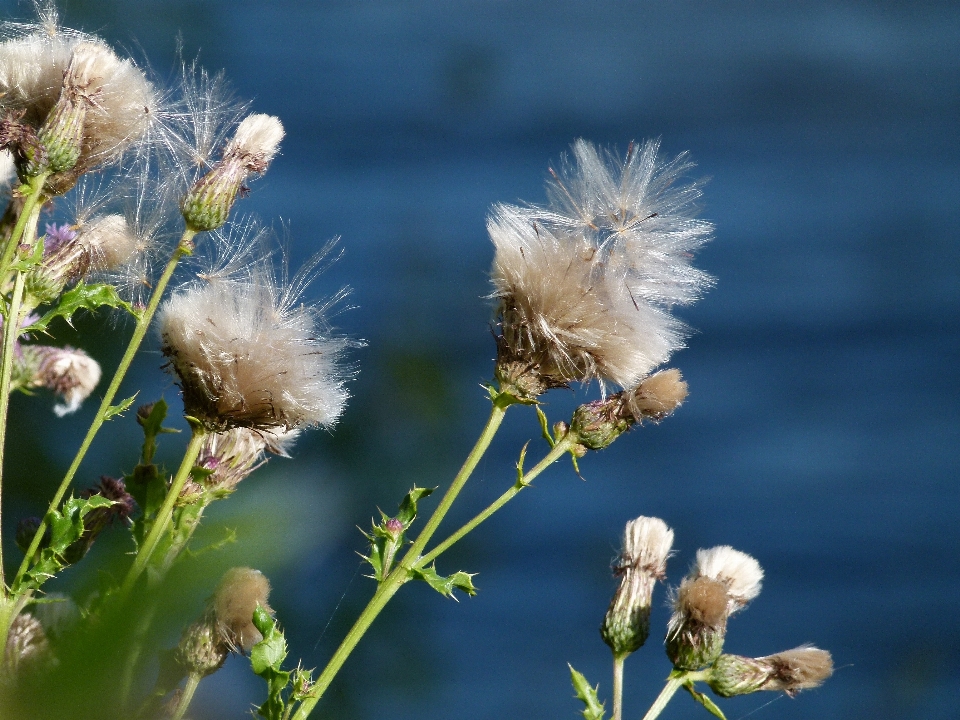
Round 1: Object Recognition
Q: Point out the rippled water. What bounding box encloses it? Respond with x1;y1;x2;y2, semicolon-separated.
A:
2;2;958;718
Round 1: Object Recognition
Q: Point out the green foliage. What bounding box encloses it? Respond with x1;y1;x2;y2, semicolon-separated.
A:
685;682;728;720
127;399;179;550
15;495;115;593
103;394;137;421
22;281;134;333
569;664;605;720
411;564;477;599
363;485;434;581
250;606;294;720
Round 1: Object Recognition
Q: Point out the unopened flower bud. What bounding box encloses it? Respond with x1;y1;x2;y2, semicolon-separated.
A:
213;567;273;653
570;397;630;451
666;547;763;670
601;516;673;656
181;114;284;232
27;345;102;416
708;647;833;698
384;517;403;539
176;613;228;679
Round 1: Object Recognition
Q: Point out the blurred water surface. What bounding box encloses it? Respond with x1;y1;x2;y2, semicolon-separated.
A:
1;1;958;718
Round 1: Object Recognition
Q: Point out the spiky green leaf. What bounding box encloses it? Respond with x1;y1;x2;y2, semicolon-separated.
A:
23;281;133;333
685;683;728;720
250;606;292;720
412;565;477;599
569;664;605;720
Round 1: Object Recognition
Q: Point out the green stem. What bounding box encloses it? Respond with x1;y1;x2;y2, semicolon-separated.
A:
418;433;575;568
641;673;697;720
0;271;27;595
291;396;517;720
399;395;512;564
612;653;626;720
11;229;196;594
119;427;206;596
171;674;201;720
0;174;48;285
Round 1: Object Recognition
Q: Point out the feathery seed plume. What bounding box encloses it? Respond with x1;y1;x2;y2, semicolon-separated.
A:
212;567;272;653
601;516;674;656
158;250;352;431
489;139;711;398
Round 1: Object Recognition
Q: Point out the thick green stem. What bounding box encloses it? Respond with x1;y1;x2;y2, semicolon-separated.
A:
119;427;206;596
171;673;201;720
612;653;626;720
0;174;48;285
11;229;196;594
0;271;27;594
418;433;575;567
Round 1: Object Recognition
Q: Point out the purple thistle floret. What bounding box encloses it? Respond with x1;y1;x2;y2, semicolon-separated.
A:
44;223;78;254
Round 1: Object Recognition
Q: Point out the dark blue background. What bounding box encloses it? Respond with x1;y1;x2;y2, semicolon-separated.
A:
2;2;958;718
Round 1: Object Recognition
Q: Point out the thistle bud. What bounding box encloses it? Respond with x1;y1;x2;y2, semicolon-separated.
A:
665;547;763;670
708;647;833;698
185;427;299;500
570;396;630;451
176;613;228;679
31;43;106;176
26;345;102;416
600;516;673;656
181;114;284;232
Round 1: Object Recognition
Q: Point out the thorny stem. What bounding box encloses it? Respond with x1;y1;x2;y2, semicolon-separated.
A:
119;426;206;597
612;653;626;720
0;271;27;595
171;674;201;720
291;396;516;719
292;403;581;720
0;178;47;597
418;432;577;567
11;228;197;594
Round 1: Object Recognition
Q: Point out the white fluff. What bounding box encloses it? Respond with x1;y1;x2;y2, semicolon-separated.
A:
158;255;352;431
490;139;712;389
621;516;674;576
694;545;764;612
227;113;284;163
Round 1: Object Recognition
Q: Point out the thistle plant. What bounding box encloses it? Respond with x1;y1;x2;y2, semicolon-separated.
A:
0;5;833;719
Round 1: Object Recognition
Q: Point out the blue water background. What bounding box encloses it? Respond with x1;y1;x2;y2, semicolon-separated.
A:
2;1;958;718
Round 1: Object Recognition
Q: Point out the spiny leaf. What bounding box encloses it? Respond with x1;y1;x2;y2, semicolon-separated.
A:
396;485;433;526
685;683;728;720
537;406;555;447
569;664;605;720
364;485;436;581
250;606;292;720
104;394;137;421
23;281;134;333
9;240;43;273
17;495;116;593
412;565;477;599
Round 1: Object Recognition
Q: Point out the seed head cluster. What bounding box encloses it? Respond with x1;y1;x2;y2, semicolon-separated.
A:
490;139;712;395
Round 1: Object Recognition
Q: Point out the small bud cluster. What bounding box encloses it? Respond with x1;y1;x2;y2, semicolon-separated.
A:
176;567;273;679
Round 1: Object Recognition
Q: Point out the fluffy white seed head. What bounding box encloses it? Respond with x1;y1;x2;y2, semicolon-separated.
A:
158;257;352;432
694;546;764;614
0;27;155;181
621;516;674;577
29;345;102;416
490;139;712;392
76;214;138;270
226;113;284;165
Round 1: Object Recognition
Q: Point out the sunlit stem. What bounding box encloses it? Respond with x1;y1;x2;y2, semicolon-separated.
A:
641;671;707;720
171;674;201;720
612;653;627;720
11;228;197;594
0;174;48;285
